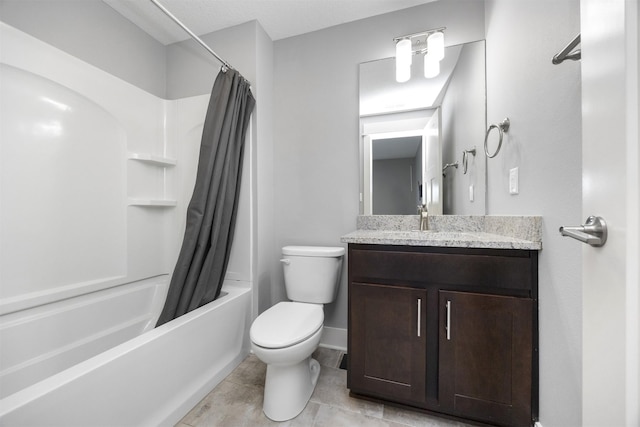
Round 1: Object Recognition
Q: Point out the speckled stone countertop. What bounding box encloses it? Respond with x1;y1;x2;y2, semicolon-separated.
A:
340;215;542;250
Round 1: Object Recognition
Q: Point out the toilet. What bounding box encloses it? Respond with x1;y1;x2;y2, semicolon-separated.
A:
250;245;345;421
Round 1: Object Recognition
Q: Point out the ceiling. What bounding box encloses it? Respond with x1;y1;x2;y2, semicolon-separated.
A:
103;0;437;45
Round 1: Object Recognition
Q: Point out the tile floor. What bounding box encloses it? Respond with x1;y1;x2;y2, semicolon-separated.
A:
177;347;474;427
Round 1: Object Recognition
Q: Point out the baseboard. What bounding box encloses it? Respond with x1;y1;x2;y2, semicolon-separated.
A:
534;422;543;427
320;326;347;351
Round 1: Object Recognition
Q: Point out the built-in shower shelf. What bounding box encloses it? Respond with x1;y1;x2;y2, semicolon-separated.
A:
128;199;177;207
128;153;176;166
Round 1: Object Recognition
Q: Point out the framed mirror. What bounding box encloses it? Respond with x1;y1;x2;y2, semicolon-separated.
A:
359;40;486;215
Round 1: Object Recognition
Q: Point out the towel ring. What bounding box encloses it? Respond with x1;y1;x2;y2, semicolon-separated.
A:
484;118;510;158
462;147;476;174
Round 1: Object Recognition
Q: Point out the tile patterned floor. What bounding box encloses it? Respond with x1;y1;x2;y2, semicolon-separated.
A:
177;348;474;427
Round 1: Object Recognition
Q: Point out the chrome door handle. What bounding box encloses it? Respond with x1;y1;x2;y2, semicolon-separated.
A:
445;300;451;341
559;216;607;247
417;299;421;338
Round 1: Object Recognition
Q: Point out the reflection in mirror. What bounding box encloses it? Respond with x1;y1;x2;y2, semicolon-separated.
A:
361;110;442;215
371;135;422;215
359;40;486;215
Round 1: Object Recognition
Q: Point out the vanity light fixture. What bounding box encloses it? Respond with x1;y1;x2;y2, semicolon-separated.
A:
395;38;412;66
427;31;445;61
396;62;411;83
395;38;412;82
424;53;440;78
394;27;446;82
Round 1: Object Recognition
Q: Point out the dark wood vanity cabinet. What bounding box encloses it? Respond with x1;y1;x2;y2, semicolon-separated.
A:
347;244;538;427
438;291;534;426
349;283;427;405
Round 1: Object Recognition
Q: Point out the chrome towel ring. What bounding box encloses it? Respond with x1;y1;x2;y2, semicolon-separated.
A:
462;147;476;174
484;118;510;158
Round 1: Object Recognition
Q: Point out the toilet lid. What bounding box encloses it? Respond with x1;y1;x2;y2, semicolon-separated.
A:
250;302;324;349
282;246;345;257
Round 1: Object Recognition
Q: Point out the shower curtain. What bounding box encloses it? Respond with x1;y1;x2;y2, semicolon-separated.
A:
157;69;255;326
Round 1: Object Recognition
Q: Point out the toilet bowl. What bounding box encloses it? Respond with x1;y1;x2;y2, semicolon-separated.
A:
249;246;344;421
250;303;323;421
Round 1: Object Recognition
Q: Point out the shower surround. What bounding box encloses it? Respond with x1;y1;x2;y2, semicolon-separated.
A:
0;22;253;425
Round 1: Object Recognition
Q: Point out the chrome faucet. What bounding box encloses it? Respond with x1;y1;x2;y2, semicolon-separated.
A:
418;204;429;231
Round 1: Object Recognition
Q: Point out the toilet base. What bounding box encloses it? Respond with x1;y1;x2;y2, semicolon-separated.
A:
263;357;321;421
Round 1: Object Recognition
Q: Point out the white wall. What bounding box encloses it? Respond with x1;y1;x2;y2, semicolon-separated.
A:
0;10;264;311
484;1;582;425
0;0;167;97
1;1;274;324
0;22;172;311
273;0;486;329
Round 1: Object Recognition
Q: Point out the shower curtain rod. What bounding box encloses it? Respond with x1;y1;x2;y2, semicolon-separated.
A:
149;0;234;71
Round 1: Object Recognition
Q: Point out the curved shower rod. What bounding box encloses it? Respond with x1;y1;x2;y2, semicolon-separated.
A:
149;0;235;72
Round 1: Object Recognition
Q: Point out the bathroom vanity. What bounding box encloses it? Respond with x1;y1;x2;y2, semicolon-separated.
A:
341;216;541;427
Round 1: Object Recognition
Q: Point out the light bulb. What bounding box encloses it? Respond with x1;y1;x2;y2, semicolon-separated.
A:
427;31;444;61
395;38;412;65
396;62;411;83
424;53;440;78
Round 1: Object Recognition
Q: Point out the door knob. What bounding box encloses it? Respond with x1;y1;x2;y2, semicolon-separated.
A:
559;216;607;247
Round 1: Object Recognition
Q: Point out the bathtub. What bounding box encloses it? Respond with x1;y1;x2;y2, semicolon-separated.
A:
0;278;252;426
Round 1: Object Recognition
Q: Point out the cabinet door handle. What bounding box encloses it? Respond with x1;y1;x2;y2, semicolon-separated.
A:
417;298;422;337
446;300;451;341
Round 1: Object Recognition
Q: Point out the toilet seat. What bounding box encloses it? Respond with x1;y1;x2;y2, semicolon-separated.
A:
250;302;323;349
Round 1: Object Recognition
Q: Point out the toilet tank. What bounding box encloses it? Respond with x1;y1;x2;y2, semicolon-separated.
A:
281;246;345;304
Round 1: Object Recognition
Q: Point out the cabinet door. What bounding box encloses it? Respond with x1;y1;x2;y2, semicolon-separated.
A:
439;291;533;427
349;282;427;405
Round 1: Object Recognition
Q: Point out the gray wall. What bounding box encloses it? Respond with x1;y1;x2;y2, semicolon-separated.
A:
273;0;582;424
273;0;486;330
0;0;167;97
373;158;416;215
166;21;258;99
441;41;487;215
254;24;276;317
484;1;582;425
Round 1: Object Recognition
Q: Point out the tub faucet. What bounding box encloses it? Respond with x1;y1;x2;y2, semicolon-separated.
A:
418;204;429;231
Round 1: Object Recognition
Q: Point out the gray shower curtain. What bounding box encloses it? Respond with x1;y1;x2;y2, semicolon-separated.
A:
156;69;255;326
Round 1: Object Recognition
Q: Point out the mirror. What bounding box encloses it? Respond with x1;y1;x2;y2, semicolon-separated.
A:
359;40;486;215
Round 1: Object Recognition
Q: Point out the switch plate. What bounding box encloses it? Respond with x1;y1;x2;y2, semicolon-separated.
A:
469;185;474;202
509;167;519;195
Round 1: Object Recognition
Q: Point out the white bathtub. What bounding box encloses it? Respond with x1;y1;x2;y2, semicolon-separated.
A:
0;279;252;426
0;22;254;426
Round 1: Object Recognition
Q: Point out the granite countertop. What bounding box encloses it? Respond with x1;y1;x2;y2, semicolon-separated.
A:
340;215;543;251
341;229;541;250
